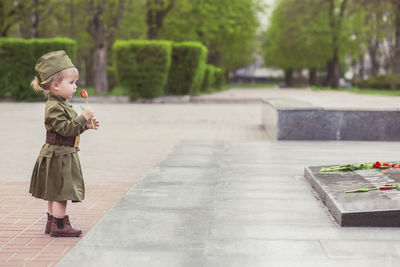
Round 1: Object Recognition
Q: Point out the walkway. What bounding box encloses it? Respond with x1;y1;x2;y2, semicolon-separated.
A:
60;140;400;267
0;101;264;266
2;87;400;266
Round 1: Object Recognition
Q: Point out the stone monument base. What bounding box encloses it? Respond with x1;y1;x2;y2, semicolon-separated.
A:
304;165;400;227
263;98;400;140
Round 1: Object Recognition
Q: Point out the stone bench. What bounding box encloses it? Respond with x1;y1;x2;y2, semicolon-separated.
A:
262;98;400;141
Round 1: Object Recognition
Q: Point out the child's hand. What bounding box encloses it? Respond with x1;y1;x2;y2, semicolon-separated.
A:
82;106;95;120
86;118;100;130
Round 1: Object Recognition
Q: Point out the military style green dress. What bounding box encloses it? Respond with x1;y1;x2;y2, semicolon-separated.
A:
30;94;88;202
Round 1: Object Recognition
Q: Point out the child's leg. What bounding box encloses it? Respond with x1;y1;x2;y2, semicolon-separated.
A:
48;201;53;214
45;201;54;234
52;201;67;218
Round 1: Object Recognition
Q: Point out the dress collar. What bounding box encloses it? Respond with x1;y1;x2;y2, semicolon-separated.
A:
48;93;68;103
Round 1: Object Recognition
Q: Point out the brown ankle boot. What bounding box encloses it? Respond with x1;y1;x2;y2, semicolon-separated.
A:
50;215;82;237
45;213;53;234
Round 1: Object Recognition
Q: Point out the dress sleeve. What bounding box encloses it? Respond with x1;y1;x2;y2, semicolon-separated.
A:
46;105;87;136
79;123;88;134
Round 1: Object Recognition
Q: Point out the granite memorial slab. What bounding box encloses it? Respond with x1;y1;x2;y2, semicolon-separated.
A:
263;98;400;140
304;165;400;227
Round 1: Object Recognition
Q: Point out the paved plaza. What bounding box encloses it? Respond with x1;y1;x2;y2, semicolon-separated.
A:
2;88;400;266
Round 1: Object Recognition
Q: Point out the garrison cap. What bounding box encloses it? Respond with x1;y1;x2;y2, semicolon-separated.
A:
35;50;75;82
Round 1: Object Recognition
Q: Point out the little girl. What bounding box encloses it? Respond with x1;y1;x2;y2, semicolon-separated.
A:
29;50;99;237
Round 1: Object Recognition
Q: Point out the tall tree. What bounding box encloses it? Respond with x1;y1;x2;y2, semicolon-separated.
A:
325;0;348;88
160;0;260;72
262;0;332;86
0;0;27;37
87;0;125;93
146;0;175;40
393;0;400;73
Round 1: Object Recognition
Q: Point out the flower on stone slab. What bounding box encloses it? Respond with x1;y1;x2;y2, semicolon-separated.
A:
373;161;382;168
393;163;400;168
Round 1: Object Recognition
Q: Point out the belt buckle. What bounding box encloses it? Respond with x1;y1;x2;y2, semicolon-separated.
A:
74;136;80;148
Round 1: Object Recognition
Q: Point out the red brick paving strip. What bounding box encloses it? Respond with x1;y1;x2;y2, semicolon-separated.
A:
0;181;133;267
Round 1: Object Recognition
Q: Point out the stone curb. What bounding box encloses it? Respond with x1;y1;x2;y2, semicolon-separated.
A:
0;95;261;104
69;95;191;104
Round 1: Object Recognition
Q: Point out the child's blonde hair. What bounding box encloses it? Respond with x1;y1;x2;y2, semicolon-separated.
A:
30;67;79;94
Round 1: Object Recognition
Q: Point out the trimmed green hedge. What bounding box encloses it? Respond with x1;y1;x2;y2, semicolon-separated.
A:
200;65;225;92
200;65;216;92
113;40;172;99
214;67;225;89
354;74;400;90
0;38;76;101
166;42;207;95
0;38;32;99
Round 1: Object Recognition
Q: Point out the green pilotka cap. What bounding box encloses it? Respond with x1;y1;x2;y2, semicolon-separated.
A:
34;50;75;82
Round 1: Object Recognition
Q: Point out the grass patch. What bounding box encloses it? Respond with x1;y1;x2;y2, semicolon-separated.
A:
312;86;400;96
226;83;278;89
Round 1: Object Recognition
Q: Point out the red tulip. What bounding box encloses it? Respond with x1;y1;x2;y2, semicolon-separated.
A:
81;89;88;99
80;89;95;129
379;185;394;190
373;161;382;168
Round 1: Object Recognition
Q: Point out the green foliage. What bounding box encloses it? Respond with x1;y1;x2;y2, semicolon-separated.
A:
166;42;207;95
161;0;261;72
113;40;172;99
0;37;76;101
200;65;226;92
0;38;32;99
214;67;225;89
354;74;400;90
200;65;216;92
262;0;333;71
30;38;76;63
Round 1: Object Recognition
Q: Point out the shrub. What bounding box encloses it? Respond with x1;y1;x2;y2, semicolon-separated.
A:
0;38;76;101
213;67;225;90
0;38;32;99
200;65;216;92
114;40;172;99
166;42;207;95
31;38;76;63
354;73;400;90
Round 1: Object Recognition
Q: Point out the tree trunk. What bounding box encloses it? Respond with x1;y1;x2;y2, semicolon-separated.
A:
326;54;340;88
308;69;316;86
88;3;108;93
358;54;365;80
70;0;74;39
394;0;400;73
31;0;39;38
94;42;108;94
146;0;174;40
368;40;379;76
208;51;222;67
87;0;124;93
146;0;159;40
284;69;293;87
326;0;347;88
84;55;92;86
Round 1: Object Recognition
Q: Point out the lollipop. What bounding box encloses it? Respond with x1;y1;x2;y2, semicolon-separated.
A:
80;89;95;129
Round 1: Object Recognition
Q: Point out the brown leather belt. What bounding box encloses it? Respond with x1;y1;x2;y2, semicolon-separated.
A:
46;132;80;147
